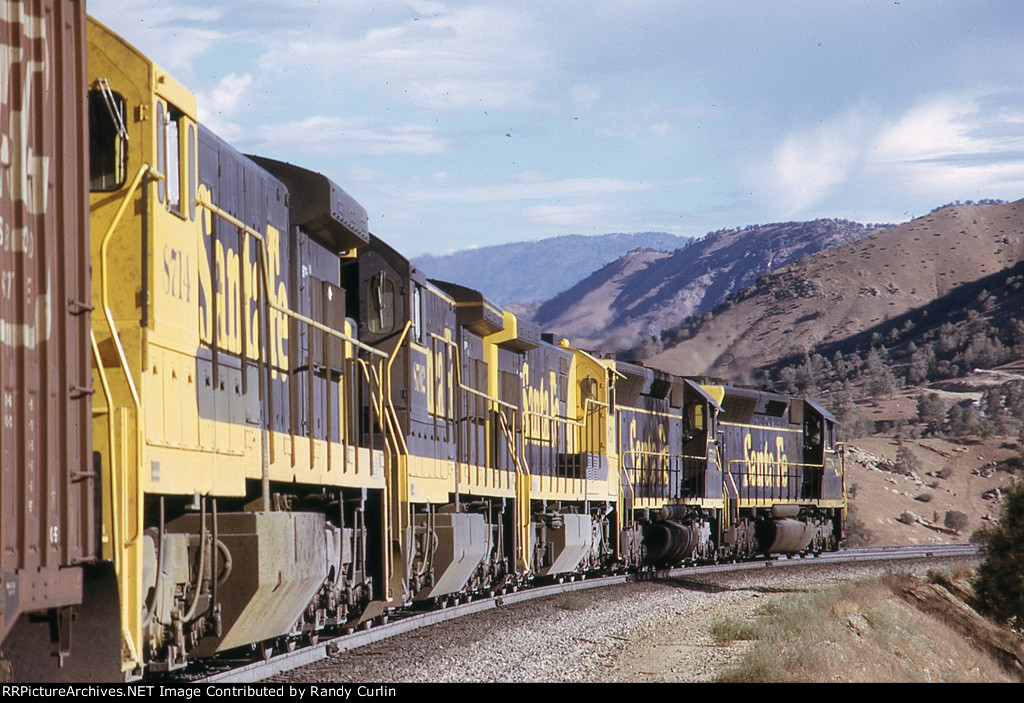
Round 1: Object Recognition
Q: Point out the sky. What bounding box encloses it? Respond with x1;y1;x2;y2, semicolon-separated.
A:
87;0;1024;256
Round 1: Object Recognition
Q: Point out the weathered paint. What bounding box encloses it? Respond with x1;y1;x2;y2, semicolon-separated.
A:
0;0;92;648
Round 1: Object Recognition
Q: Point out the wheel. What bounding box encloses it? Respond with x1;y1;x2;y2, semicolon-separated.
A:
252;641;274;661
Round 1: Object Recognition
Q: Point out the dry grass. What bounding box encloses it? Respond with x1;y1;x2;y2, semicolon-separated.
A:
715;574;1017;683
556;593;591;611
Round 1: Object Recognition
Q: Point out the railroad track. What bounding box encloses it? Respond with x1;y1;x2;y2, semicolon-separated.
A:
190;543;980;684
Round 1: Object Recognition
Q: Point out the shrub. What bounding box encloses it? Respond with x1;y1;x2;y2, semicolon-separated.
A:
943;510;969;534
711;615;764;645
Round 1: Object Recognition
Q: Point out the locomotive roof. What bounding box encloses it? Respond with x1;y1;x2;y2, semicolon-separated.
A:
248;156;369;253
683;378;724;412
804;397;839;424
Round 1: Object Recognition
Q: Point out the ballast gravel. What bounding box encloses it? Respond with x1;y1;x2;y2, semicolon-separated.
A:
272;560;954;683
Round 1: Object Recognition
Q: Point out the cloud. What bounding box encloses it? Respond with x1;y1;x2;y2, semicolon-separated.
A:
245;116;451;157
198;73;253;117
88;0;228;75
867;96;1024;193
257;5;549;112
747;109;868;215
750;93;1024;217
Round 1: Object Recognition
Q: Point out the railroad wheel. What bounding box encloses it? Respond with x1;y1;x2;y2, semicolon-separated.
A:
253;641;274;661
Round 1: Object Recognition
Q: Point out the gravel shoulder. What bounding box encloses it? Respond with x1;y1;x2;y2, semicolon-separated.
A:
275;559;963;683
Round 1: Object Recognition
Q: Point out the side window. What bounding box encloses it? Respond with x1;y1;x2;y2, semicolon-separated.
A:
367;271;394;333
156;100;185;214
188;124;196;220
411;284;422;342
580;377;598;405
166;108;181;211
88;82;128;191
156;101;165;202
683;401;705;441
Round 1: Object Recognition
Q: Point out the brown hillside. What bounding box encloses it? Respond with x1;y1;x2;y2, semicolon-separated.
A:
534;219;881;352
649;199;1024;379
530;249;675;349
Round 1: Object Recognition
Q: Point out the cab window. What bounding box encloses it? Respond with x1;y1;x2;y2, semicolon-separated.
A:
88;82;129;191
156;101;186;214
367;272;395;333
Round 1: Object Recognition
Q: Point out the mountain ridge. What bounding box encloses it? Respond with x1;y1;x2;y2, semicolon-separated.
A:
646;199;1024;380
412;231;691;305
531;219;889;352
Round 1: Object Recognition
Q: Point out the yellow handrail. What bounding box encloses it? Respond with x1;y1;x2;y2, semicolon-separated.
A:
96;163;158;668
197;197;389;360
89;331;118;561
496;410;532;572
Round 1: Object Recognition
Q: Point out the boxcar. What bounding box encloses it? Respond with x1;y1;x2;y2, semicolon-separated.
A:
0;0;93;679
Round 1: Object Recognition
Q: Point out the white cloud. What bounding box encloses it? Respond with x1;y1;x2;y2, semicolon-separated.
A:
247;116;450;157
258;5;548;112
651;122;672;139
751;93;1024;217
748;109;868;215
871;97;981;164
198;73;253;118
865;95;1024;197
88;0;227;75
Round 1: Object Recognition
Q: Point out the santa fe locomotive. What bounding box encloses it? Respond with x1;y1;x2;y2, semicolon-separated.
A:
0;4;845;682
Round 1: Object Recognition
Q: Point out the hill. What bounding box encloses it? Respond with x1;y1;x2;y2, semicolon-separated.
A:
647;199;1024;380
531;219;887;352
411;232;691;305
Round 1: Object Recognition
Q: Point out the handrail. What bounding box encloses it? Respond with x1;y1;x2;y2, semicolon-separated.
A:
521;398;607;430
496;410;532;572
99;165;156;419
89;331;120;564
427;332;515;412
383;321;412;458
95;164;158;668
197;196;389;361
353;357;400;599
723;459;826;470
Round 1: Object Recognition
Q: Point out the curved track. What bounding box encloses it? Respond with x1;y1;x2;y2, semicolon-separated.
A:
187;543;980;683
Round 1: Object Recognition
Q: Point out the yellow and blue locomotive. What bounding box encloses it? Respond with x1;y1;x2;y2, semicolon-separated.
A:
1;8;844;682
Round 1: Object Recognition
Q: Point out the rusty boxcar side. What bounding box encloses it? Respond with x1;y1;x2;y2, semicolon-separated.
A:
0;0;93;663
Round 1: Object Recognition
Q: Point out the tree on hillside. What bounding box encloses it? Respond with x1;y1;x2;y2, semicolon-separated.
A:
916;392;947;435
973;480;1024;631
894;439;922;476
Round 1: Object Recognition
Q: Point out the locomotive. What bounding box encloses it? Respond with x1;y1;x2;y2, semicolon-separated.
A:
0;5;845;682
